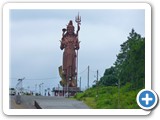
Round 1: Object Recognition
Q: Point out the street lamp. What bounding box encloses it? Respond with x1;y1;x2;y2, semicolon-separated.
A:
27;86;30;94
39;83;44;96
16;77;25;95
79;77;81;91
41;83;44;96
35;84;37;96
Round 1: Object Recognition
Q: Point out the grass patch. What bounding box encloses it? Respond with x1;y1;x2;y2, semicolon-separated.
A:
83;97;96;109
74;84;141;109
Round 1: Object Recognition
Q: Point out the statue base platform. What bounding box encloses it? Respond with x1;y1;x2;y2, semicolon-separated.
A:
54;87;81;97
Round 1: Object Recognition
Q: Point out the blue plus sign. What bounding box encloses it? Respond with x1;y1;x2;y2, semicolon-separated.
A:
139;90;155;107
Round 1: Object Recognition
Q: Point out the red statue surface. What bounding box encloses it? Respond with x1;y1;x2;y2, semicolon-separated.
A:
60;15;81;87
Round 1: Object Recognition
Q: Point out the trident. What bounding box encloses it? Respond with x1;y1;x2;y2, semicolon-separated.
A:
75;13;81;87
75;13;81;32
75;13;81;25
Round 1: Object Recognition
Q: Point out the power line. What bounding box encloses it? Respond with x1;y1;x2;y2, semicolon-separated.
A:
90;68;104;78
90;69;97;73
10;67;89;81
78;66;88;74
25;77;59;80
10;77;60;81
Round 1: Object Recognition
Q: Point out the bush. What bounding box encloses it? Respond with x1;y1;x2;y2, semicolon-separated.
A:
74;93;84;100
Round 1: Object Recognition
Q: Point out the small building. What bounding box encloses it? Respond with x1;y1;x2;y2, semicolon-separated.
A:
9;88;16;95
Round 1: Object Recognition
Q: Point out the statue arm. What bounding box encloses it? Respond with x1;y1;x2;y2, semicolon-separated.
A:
75;38;80;50
62;28;66;36
76;25;80;36
60;38;65;50
60;28;67;50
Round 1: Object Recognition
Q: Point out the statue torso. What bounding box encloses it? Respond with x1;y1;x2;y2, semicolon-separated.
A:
63;35;77;52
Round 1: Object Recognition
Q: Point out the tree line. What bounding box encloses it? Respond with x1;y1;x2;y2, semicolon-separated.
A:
96;29;145;90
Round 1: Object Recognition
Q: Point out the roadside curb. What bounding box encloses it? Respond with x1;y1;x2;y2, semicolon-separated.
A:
34;100;42;109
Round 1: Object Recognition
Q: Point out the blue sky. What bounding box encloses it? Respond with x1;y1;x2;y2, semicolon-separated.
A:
9;9;145;92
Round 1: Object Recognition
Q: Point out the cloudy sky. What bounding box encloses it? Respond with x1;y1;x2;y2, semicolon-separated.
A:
9;9;145;92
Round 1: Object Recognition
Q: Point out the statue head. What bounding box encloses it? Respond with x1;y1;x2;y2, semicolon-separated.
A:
67;20;74;35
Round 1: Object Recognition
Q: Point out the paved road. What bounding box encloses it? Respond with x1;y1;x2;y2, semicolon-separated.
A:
10;95;90;109
35;96;90;109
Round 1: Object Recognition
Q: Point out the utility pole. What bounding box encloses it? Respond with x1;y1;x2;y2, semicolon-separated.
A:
87;65;90;89
58;84;60;96
41;83;44;96
97;70;98;82
118;78;120;108
79;77;81;91
96;70;99;98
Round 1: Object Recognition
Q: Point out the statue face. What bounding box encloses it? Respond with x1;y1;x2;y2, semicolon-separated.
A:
67;27;74;35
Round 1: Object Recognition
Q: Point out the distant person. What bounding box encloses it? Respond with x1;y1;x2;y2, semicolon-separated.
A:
48;92;50;96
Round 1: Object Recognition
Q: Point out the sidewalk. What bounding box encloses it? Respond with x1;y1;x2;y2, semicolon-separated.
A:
10;95;36;109
10;98;26;109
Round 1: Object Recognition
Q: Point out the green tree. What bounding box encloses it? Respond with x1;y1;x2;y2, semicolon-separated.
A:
114;29;145;89
98;66;118;86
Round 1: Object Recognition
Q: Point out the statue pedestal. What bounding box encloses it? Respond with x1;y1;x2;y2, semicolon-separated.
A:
63;87;80;97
